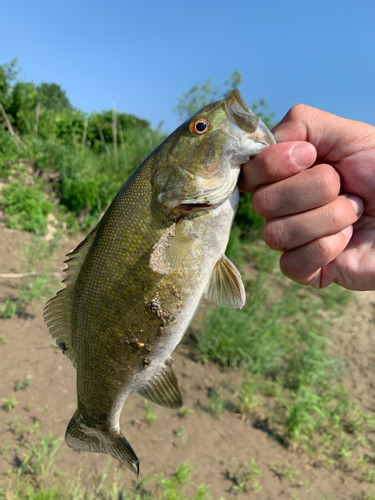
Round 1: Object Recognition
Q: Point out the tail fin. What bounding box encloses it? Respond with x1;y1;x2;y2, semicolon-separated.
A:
65;413;139;476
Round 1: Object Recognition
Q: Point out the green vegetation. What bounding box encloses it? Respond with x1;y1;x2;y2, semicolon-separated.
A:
2;396;19;412
14;377;32;391
0;299;17;318
1;182;54;235
0;58;165;234
142;402;158;425
0;237;60;318
190;243;375;461
0;427;212;500
206;386;226;419
228;459;262;493
178;406;194;418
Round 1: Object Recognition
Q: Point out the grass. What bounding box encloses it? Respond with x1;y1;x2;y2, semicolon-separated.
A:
0;236;60;319
142;402;157;425
226;459;262;493
189;240;375;460
0;430;213;500
206;387;226;419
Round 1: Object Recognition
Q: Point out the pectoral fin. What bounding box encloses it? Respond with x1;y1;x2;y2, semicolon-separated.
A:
150;221;196;274
164;220;196;271
205;254;246;309
138;359;183;409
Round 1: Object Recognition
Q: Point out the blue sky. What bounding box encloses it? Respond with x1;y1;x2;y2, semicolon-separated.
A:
1;0;374;133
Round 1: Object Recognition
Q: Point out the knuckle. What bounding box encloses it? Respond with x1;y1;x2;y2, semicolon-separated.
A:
252;186;276;219
286;103;312;122
252;188;267;216
262;220;287;251
314;165;340;202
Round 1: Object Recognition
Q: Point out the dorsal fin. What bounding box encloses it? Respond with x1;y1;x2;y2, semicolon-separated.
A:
43;227;99;368
204;254;246;309
138;358;183;409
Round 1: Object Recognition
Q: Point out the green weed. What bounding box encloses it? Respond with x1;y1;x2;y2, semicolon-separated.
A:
269;461;300;482
174;426;186;442
5;237;61;318
2;396;19;411
16;433;63;485
237;377;260;416
178;406;195;418
207;387;225;419
142;402;157;425
0;298;17;318
14;376;33;391
231;459;262;492
0;333;8;343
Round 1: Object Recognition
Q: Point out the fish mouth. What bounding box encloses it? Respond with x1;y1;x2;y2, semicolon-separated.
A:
177;165;240;212
225;89;277;149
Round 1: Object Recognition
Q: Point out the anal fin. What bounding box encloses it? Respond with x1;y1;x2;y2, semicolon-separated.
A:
138;359;183;409
205;254;246;309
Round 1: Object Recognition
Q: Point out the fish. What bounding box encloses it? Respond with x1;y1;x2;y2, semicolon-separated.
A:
43;89;276;475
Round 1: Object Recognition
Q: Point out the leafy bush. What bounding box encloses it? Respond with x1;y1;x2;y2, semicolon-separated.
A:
1;182;54;235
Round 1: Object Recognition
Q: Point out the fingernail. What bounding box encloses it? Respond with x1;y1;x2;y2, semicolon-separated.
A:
344;195;364;217
291;143;316;168
341;225;353;236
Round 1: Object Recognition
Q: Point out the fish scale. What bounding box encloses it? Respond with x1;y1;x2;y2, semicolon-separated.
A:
44;89;276;475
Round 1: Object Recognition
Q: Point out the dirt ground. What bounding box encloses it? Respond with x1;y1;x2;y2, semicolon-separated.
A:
1;223;375;499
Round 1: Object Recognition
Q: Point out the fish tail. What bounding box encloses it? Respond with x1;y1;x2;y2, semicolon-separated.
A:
65;412;139;476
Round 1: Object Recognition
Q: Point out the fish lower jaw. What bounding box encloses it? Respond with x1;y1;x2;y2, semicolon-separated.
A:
176;167;240;213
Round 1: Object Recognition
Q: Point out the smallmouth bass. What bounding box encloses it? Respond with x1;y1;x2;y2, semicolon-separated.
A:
44;90;276;475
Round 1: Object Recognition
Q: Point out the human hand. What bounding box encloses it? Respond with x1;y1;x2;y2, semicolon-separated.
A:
239;104;375;290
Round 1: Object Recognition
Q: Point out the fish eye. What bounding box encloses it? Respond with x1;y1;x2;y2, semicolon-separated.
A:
189;118;209;135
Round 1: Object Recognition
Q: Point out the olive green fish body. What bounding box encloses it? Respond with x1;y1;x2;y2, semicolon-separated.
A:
44;90;276;475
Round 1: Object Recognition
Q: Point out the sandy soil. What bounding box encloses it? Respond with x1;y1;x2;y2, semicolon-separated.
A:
1;223;375;499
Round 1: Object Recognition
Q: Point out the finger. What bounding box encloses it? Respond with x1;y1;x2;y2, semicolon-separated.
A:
238;141;316;193
279;226;354;288
272;104;375;162
262;195;363;252
252;163;341;219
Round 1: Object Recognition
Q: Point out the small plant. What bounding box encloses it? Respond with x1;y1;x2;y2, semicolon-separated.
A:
8;418;22;435
0;333;8;344
0;299;17;318
14;376;32;391
232;459;262;492
174;426;186;442
178;406;194;418
238;378;259;416
207;387;225;419
2;396;19;412
142;402;157;425
16;433;63;485
269;461;300;482
362;466;375;484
